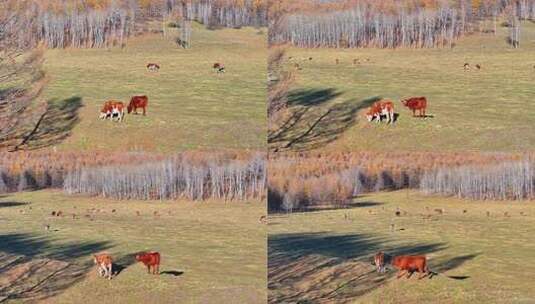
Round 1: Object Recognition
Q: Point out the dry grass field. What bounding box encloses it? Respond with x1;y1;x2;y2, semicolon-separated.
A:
27;23;266;153
0;190;266;304
269;22;535;152
268;190;535;303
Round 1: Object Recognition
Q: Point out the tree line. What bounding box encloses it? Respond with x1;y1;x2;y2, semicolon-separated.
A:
63;155;266;201
7;0;267;49
421;160;534;200
270;0;535;48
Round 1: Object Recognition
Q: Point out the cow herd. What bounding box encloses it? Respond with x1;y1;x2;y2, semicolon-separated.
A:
365;97;428;124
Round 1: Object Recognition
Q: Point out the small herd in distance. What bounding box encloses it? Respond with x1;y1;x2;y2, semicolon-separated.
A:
99;62;226;122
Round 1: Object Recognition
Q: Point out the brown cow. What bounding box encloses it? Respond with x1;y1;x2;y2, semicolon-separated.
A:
401;97;427;117
136;252;161;274
374;251;430;279
127;95;148;115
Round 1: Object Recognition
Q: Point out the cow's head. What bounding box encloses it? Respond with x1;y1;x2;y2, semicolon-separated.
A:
374;251;387;273
136;252;152;262
400;99;408;106
127;103;133;114
365;108;375;122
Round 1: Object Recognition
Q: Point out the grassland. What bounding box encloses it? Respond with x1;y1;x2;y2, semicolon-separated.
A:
268;190;535;303
29;23;266;153
270;22;535;152
0;190;266;303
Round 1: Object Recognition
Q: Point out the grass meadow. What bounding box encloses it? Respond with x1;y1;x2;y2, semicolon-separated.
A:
0;190;266;303
35;23;266;153
268;190;535;304
270;22;535;152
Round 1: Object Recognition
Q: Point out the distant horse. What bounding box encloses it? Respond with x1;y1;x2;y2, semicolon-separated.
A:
127;95;148;115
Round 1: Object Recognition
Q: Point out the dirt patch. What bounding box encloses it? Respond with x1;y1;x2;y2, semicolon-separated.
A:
268;254;388;304
0;252;87;303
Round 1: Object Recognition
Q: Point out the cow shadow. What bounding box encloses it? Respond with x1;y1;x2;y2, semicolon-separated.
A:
160;270;184;277
269;88;381;152
268;231;475;304
112;253;138;276
0;201;29;208
408;114;434;119
12;97;82;151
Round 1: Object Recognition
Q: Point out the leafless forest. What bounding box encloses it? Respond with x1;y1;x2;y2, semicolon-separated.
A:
64;155;266;201
5;0;267;49
421;160;535;200
0;151;266;201
269;0;535;48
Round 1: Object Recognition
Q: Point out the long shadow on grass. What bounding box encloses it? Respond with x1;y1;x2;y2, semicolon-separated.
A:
12;96;82;151
0;201;29;208
113;253;138;276
268;231;474;304
269;89;381;152
0;233;113;302
268;190;383;214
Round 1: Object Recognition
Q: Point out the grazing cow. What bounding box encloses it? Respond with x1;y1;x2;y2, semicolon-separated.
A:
464;63;470;71
374;251;430;279
259;215;267;224
136;252;161;275
366;100;395;124
353;59;359;65
127;95;148;115
213;62;225;73
146;63;160;72
94;253;113;280
400;97;427;117
308;57;313;61
111;102;125;122
100;100;125;122
475;64;481;70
